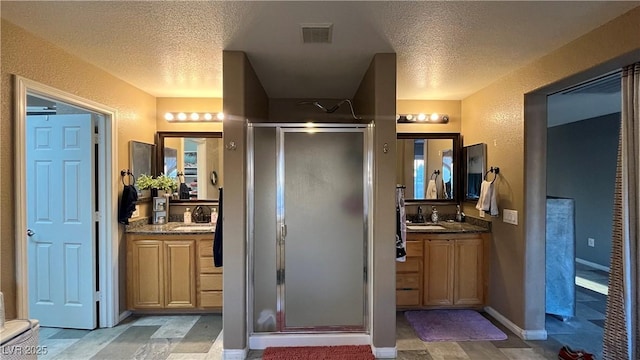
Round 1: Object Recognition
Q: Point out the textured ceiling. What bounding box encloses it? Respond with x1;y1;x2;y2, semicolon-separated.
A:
2;1;638;100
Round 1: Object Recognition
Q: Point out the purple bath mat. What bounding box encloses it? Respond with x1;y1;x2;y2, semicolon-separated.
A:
405;310;507;342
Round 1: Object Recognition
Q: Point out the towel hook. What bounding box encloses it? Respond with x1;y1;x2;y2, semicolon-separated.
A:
484;166;500;183
431;169;440;180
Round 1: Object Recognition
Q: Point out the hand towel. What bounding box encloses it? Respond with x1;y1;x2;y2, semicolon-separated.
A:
395;187;407;262
426;179;437;199
475;180;499;216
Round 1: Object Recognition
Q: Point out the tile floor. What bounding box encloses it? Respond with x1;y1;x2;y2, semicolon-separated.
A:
37;265;608;360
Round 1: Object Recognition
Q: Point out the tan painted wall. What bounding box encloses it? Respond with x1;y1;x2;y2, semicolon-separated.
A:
1;19;157;318
461;6;640;331
222;51;269;351
354;53;397;349
156;97;223;132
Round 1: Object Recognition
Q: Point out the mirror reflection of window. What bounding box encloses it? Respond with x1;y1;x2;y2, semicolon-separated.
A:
413;140;425;199
164;147;178;177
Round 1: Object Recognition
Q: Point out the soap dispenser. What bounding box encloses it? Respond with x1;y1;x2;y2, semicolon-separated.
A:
431;206;439;223
184;207;192;224
456;205;463;222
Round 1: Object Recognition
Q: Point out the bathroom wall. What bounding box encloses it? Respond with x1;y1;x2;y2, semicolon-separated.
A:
1;19;157;319
222;50;270;352
547;113;620;268
461;6;640;332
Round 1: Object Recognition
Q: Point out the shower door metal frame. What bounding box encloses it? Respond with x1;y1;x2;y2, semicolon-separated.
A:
247;123;373;334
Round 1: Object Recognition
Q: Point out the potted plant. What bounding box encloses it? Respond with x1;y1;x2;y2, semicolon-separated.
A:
155;173;178;196
135;174;155;198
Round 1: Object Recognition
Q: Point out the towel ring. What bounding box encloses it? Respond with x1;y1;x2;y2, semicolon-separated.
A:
120;170;135;186
484;167;500;183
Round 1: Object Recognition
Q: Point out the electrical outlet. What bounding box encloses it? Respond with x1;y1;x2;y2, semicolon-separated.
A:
479;209;485;218
503;209;518;225
588;238;595;247
132;205;140;218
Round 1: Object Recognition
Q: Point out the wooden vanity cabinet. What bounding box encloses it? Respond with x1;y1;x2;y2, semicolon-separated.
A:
127;233;221;311
396;238;423;307
396;232;489;309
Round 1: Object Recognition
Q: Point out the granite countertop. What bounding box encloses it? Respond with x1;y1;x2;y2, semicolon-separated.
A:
126;222;215;235
404;220;489;233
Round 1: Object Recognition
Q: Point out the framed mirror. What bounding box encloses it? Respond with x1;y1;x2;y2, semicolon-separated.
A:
463;143;487;202
129;140;156;198
396;133;462;203
155;131;223;201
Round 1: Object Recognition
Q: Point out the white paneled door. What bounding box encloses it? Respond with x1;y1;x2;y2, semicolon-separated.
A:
26;114;97;329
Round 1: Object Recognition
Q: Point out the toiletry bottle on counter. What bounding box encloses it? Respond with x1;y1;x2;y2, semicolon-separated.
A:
431;206;439;223
184;207;192;224
456;205;462;222
210;207;218;224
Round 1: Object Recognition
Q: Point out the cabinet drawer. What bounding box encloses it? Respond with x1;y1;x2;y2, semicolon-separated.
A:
201;274;223;291
396;290;420;306
396;258;421;273
397;273;420;290
199;256;222;274
199;240;213;257
405;241;423;257
200;291;223;307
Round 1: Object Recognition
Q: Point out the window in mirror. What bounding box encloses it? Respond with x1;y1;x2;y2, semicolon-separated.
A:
464;143;487;202
397;133;461;202
156;132;223;201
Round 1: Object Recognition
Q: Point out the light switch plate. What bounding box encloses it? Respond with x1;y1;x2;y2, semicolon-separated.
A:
503;209;518;225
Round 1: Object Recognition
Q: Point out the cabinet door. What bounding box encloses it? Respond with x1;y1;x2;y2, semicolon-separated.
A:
424;239;454;305
130;240;164;309
454;237;483;305
164;240;196;308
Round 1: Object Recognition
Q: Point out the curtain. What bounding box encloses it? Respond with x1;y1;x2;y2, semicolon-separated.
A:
603;63;639;360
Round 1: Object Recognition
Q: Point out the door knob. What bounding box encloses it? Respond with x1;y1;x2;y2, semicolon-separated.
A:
27;229;35;237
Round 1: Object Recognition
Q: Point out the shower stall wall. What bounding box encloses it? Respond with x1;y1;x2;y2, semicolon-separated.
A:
248;123;373;347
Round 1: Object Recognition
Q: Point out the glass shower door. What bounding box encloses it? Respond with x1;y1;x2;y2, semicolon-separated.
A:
279;129;366;330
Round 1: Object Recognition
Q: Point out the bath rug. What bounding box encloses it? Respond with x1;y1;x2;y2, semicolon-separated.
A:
263;344;375;360
405;309;507;342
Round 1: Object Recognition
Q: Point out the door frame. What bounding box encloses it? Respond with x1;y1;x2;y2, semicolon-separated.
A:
247;123;373;348
14;75;119;328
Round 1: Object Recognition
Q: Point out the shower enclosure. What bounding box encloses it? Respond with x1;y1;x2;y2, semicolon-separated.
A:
248;123;372;342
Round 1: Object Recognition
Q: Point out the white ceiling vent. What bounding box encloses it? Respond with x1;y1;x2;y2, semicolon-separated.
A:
301;23;333;44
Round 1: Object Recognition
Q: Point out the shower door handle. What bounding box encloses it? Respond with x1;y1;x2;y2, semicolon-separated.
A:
281;223;287;240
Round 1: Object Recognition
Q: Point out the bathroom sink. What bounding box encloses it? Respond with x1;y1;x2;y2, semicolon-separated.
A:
173;225;215;231
406;224;446;230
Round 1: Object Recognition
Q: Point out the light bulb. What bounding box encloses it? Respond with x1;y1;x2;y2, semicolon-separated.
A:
203;113;213;121
177;112;187;121
216;112;225;121
164;113;174;121
430;113;440;121
417;113;426;121
406;114;414;121
190;113;200;121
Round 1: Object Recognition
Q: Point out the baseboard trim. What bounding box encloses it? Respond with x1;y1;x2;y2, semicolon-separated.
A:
484;306;547;340
576;258;610;272
248;333;370;350
222;348;248;360
372;346;397;358
118;310;131;324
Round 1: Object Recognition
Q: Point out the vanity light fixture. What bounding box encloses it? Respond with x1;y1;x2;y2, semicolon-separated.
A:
164;112;225;122
396;113;449;124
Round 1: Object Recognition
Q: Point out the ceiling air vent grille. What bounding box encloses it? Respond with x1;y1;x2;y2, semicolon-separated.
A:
301;23;333;44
